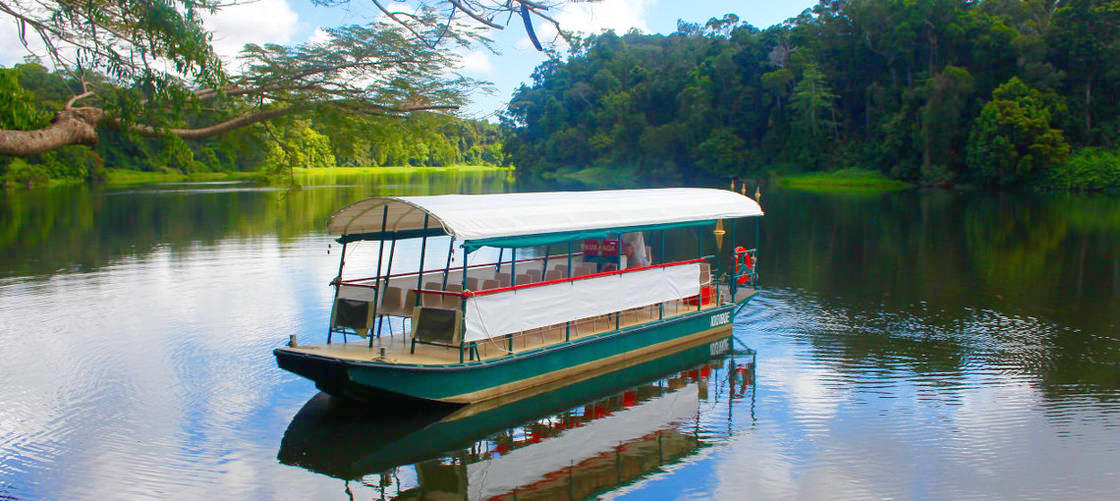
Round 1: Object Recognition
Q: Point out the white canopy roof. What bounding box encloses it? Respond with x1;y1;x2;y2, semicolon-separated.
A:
327;188;763;244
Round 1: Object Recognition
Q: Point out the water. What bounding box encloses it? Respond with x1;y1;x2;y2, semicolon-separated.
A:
1;173;1118;499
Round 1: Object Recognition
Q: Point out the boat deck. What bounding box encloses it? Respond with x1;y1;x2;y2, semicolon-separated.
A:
280;294;748;366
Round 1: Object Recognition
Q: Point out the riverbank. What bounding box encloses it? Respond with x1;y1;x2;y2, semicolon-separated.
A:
294;165;512;176
776;168;913;194
96;165;513;188
103;169;266;187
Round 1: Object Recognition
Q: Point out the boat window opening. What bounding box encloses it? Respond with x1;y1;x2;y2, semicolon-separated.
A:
441;238;455;291
376;238;397;338
326;241;348;344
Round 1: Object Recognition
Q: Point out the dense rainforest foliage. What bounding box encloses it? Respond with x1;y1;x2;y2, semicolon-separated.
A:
503;0;1120;191
0;63;507;188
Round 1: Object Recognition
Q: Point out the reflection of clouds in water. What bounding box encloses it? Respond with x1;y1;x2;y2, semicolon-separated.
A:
11;234;512;499
702;362;1118;500
771;358;842;430
1;236;345;499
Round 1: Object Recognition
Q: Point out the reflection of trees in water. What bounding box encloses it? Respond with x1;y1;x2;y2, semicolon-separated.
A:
0;171;510;278
288;359;752;501
761;190;1120;399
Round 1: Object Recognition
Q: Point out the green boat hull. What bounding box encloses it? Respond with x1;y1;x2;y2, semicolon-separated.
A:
275;303;742;404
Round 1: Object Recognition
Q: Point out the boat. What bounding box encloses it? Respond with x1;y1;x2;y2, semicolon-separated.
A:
273;188;763;404
277;341;757;499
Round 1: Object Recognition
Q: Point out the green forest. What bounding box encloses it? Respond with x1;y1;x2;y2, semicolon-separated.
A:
503;0;1120;192
3;0;1119;193
0;63;507;188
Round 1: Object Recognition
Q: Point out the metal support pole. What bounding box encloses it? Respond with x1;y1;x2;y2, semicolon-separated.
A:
566;240;572;342
379;238;396;338
327;242;348;344
460;246;468;363
369;207;388;347
567;241;573;278
755;217;760;282
659;230;665;264
689;226;698;311
415;214;430;307
441;237;454;290
511;248;517;286
496;248;503;272
617;235;623;269
541;244;550;279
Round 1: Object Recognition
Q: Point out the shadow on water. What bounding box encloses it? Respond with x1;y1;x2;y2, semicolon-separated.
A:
278;337;757;500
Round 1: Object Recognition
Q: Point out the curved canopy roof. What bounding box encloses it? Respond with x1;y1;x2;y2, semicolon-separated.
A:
327;188;763;248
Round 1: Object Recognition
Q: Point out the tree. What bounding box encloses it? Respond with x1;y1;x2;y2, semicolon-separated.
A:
790;63;837;139
1048;0;1120;138
264;120;336;172
0;68;50;130
921;65;975;183
0;1;574;157
966;77;1069;186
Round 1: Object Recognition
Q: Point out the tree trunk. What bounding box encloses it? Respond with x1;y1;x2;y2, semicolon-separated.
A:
0;105;302;157
0;108;106;156
1085;80;1093;134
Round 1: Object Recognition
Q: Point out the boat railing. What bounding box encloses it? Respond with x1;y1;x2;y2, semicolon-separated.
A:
461;257;709;297
332;254;718;359
404;256;718;360
333;251;585;288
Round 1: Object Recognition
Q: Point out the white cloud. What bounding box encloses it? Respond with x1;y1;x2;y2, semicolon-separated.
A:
203;0;300;62
459;49;495;74
514;0;653;51
554;0;654;35
308;28;332;45
0;23;55;67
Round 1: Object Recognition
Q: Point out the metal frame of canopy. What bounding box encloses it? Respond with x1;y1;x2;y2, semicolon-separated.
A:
325;189;763;363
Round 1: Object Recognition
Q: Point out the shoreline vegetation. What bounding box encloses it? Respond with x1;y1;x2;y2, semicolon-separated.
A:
103;165;513;188
504;2;1120;195
775;169;913;194
0;165;514;190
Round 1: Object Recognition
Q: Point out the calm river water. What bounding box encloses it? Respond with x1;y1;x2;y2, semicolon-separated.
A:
1;171;1118;500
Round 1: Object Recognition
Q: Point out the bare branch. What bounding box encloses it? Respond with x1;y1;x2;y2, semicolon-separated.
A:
370;0;434;46
113;105;308;140
449;0;505;29
64;91;95;109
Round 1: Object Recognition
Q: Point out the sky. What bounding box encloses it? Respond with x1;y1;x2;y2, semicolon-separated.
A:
1;0;818;119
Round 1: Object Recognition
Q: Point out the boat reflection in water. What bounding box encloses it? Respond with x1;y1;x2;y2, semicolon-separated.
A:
278;336;757;500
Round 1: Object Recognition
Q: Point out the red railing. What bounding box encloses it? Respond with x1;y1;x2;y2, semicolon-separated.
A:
465;257;707;297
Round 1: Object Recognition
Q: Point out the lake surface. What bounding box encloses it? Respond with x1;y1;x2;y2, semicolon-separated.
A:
1;172;1118;499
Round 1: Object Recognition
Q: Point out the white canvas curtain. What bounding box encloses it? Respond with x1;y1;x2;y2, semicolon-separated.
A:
462;262;701;342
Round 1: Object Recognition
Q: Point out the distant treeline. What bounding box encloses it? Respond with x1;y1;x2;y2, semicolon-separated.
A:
504;0;1120;191
0;63;507;188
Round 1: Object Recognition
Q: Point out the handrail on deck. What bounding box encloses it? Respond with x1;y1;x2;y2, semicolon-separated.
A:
409;256;713;298
336;252;586;286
